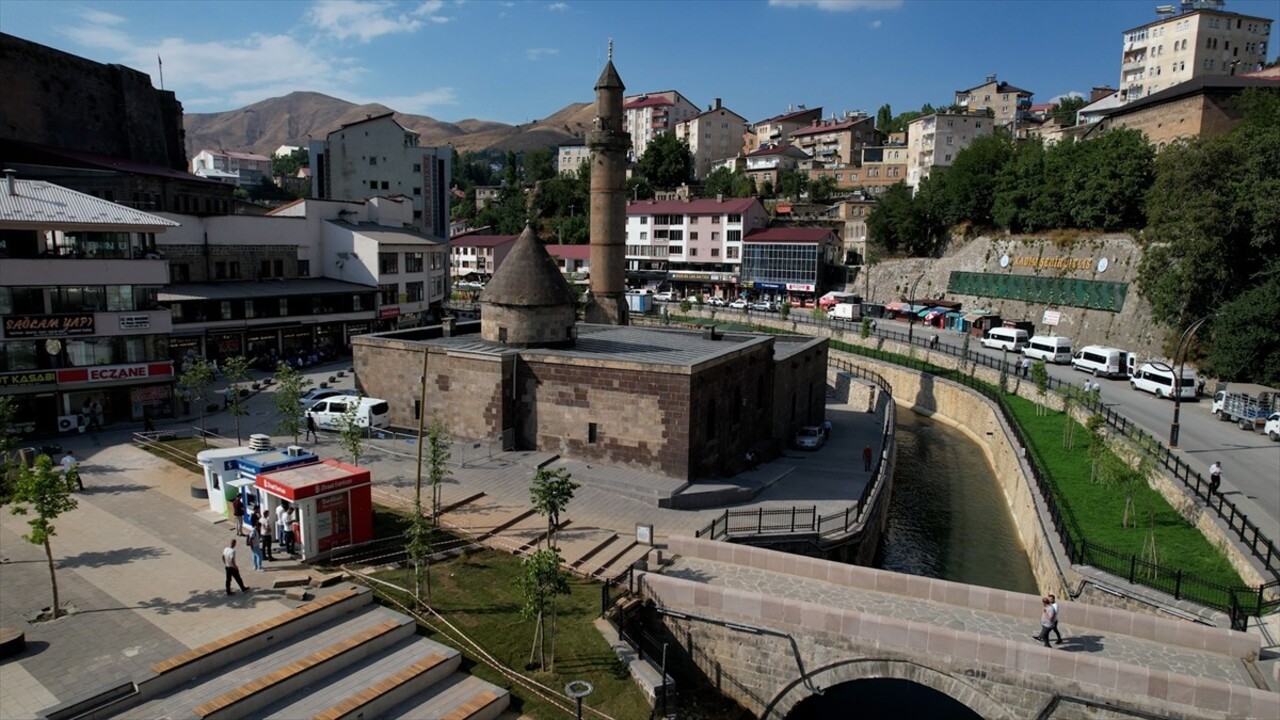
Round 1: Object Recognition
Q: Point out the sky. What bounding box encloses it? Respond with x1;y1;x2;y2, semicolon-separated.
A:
2;0;1277;126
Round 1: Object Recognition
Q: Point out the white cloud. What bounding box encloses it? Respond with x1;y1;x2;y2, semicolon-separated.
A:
869;19;882;29
769;0;901;11
307;0;449;42
547;2;568;10
352;88;460;115
526;47;559;61
1048;91;1085;103
78;8;126;25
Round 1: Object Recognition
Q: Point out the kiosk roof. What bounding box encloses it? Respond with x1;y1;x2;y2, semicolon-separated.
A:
256;459;371;501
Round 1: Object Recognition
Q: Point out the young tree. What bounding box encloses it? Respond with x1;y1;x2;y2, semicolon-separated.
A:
776;169;808;202
808;175;839;204
179;358;216;447
1030;360;1049;415
518;547;570;672
272;362;311;444
529;467;579;549
337;394;366;466
0;395;19;498
1085;414;1107;483
222;355;252;446
635;133;693;191
9;455;78;619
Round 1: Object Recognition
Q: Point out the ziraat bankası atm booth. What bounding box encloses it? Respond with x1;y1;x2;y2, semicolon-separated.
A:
254;459;372;560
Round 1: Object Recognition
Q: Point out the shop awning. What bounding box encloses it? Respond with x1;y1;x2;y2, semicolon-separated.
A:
885;301;907;311
963;311;992;321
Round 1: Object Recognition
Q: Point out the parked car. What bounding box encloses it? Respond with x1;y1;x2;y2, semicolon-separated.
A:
653;291;677;302
729;299;749;310
1130;362;1196;400
750;301;775;312
794;426;825;450
300;387;346;407
705;297;726;307
1265;412;1280;441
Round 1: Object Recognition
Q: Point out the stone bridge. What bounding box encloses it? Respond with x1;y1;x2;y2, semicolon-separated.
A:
636;537;1278;719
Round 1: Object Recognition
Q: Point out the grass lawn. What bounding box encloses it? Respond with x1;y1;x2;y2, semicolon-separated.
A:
369;547;651;720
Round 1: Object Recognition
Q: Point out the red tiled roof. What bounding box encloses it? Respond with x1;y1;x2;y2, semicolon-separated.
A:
755;107;822;126
744;227;835;244
626;198;760;216
452;234;518;248
1029;103;1055;113
545;244;591;260
623;97;674;110
789;117;869;138
746;144;809;158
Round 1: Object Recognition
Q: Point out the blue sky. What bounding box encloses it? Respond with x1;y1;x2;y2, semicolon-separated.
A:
2;0;1276;125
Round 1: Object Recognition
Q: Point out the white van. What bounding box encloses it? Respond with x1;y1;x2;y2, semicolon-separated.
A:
305;395;391;431
1130;363;1196;400
1071;346;1131;378
979;327;1029;352
1024;335;1073;364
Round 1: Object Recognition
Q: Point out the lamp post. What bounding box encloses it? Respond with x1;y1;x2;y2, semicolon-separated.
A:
906;272;925;348
1169;314;1213;449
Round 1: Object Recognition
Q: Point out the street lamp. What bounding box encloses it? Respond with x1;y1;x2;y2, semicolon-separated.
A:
906;272;925;348
1169;314;1213;449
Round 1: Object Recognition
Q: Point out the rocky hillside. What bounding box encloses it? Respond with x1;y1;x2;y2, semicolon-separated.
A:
183;91;595;157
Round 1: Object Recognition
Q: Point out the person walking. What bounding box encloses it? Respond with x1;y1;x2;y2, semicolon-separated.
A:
305;414;318;443
230;495;244;537
61;450;83;491
862;445;874;472
260;512;275;562
285;506;298;555
289;510;301;557
1032;596;1056;648
1048;594;1064;645
275;503;288;546
248;521;264;572
1209;461;1222;495
1021;357;1031;378
223;539;248;595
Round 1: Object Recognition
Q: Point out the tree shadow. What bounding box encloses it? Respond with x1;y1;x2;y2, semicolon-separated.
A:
59;545;167;569
660;566;714;584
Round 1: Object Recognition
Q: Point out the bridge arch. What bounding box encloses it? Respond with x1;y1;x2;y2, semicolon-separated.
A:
763;657;1014;720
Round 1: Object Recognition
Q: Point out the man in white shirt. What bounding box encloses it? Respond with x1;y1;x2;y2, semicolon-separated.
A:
61;450;82;491
223;539;248;595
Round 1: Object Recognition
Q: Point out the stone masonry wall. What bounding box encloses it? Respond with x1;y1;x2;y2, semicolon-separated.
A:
687;344;779;477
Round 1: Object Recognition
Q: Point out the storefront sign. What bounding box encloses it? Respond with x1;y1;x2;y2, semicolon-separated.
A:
786;283;816;292
668;271;739;283
378;306;401;319
118;314;151;330
57;362;174;385
3;314;95;338
754;282;785;291
1010;256;1093;271
0;370;57;388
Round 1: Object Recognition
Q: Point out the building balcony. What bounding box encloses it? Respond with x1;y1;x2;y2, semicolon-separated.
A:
1122;59;1146;72
0;258;170;287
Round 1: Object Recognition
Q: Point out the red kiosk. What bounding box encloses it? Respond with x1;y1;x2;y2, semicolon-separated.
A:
255;459;373;561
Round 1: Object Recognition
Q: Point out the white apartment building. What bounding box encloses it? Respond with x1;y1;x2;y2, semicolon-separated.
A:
190;149;273;187
623;90;699;162
1120;0;1271;102
557;139;591;176
308;113;452;239
674;100;749;180
623;198;768;296
906;113;993;190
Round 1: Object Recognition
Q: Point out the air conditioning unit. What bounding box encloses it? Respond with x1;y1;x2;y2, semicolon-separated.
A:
286;445;306;457
57;414;80;433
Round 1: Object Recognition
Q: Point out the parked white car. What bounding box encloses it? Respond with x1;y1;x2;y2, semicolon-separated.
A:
1130;362;1196;400
729;299;749;310
653;291;677;302
705;297;727;307
794;426;825;450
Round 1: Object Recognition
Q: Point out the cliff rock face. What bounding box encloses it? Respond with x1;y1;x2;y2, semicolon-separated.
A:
862;233;1166;360
183;92;596;157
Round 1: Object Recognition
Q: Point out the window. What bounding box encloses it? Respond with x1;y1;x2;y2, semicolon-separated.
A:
588;423;598;444
406;281;424;302
727;230;742;242
369;157;377;166
274;259;284;277
640;231;648;240
173;263;190;282
413;187;421;196
946;136;954;146
412;163;421;172
215;261;227;280
669;245;683;255
405;252;424;272
381;181;390;190
712;215;721;224
640;217;648;224
298;260;310;277
728;214;742;223
727;246;739;260
260;259;272;278
711;231;719;241
379;284;398;305
711;248;720;257
690;232;698;240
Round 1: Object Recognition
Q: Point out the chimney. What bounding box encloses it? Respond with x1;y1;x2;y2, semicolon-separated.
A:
717;193;723;202
701;326;721;341
3;168;15;196
986;73;997;84
441;315;457;337
714;97;722;110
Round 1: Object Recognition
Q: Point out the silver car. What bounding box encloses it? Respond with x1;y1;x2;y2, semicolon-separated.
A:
794;426;825;450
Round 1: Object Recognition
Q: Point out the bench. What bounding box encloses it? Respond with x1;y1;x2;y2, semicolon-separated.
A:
310;653;449;720
151;588;360;675
194;619;402;718
442;691;504;720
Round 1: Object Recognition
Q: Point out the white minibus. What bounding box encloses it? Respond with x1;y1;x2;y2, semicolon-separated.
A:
1024;335;1073;364
979;327;1028;352
1071;346;1130;378
1130;363;1196;400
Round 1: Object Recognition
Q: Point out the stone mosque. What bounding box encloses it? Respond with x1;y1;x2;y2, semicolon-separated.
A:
353;52;827;481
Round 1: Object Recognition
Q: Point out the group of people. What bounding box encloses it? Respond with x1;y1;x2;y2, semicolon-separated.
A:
1034;594;1065;648
228;494;300;574
1080;378;1104;397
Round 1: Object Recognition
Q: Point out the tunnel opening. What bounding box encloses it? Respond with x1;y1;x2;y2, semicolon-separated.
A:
785;677;983;719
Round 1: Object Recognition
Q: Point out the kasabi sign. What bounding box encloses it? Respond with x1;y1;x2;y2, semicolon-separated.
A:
3;314;95;338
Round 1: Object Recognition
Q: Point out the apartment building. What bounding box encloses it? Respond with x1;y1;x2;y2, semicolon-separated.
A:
624;197;768;298
954;75;1034;129
675;100;749;179
450;232;518;279
309;113;452;238
831;195;877;265
623;90;699;161
1;175;178;435
789;112;880;166
744;106;823;156
855;146;909;192
190;149;273;187
906;113;993;190
1120;0;1271;102
743;145;812;189
557;139;591;176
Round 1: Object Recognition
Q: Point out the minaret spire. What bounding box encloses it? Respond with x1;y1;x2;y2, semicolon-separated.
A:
584;46;630;326
607;38;613;62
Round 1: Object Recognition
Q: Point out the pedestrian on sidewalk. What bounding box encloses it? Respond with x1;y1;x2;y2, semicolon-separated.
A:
61;450;83;491
1209;461;1222;495
248;522;264;571
1048;594;1064;645
1021;357;1031;378
1032;596;1056;648
260;512;275;561
862;444;874;472
289;511;301;556
230;495;244;537
223;539;248;595
275;503;288;545
305;414;318;443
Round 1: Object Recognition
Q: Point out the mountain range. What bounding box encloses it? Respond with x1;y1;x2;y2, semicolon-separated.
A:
183;91;596;158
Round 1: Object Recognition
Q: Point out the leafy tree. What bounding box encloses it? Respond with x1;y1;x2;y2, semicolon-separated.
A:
337;393;366;466
272;362;311;443
1052;96;1086;126
808;175;838;204
636;133;693;190
502;149;520;188
860;317;871;339
1204;268;1280;385
759;179;774;200
179;358;216;447
271;148;309;178
408;417;449;603
626;175;654;201
1061;128;1153;230
0;395;18;498
778;301;791;319
925;133;1014;227
993;139;1067;232
876;103;893;132
703;166;737;198
222;355;252;446
1030;360;1049;415
9;455;78;619
865;182;916;255
523;147;556;184
529;467;578;549
679;298;692;314
518;547;570;671
776;169;808;201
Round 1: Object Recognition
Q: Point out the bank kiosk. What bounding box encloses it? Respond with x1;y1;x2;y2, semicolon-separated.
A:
229;447;320;534
196;446;260;517
254;459;372;561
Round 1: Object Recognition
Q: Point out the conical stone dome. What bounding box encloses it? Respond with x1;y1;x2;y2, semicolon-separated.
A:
479;224;578;348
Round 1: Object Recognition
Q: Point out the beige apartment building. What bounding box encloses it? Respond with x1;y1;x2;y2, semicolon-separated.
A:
743;106;823;156
906;113;993;190
788;112;880;166
1120;1;1271;102
675;100;748;179
557;139;590;176
954;75;1034;129
623;90;699;162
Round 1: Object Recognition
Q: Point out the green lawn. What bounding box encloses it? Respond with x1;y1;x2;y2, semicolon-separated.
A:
370;547;651;720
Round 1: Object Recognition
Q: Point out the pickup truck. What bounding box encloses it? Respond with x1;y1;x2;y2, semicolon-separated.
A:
1265;412;1280;441
1211;383;1280;432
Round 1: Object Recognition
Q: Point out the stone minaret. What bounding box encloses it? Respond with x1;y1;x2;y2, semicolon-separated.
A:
584;42;631;326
